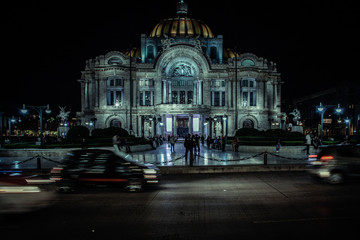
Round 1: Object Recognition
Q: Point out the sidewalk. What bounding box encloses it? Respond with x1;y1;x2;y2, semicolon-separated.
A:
0;143;311;170
130;142;309;166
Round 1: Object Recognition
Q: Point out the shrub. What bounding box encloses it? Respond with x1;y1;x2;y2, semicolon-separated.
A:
91;127;129;138
66;126;90;143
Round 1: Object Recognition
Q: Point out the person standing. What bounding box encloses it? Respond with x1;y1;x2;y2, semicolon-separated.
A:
184;134;194;166
275;138;281;153
305;132;312;155
81;138;88;150
194;134;200;153
169;135;176;152
112;135;120;153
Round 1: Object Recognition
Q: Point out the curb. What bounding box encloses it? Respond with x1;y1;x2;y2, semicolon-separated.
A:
13;164;306;176
158;164;306;174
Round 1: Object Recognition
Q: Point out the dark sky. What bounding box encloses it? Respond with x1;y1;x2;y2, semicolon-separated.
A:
1;0;359;114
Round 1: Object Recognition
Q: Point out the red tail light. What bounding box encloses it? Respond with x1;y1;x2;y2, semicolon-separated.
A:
320;155;334;162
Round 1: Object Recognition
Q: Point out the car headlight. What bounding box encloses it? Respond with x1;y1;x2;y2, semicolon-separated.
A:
143;169;157;174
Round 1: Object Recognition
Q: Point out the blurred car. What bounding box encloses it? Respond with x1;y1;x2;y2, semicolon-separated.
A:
0;171;55;214
307;144;360;184
50;149;160;192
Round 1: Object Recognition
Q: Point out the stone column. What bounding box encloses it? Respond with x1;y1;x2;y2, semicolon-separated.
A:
162;79;167;103
173;115;177;137
189;114;193;135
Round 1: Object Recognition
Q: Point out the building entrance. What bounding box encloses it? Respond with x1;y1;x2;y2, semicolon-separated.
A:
176;116;189;137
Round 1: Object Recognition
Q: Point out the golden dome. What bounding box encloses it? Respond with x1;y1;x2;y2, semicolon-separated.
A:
149;17;214;38
123;47;141;58
223;48;241;59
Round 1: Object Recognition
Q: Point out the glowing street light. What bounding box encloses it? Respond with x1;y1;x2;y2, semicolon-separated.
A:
20;104;52;147
316;102;343;144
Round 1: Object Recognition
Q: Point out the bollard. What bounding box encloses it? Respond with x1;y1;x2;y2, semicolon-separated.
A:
37;156;42;170
264;152;268;165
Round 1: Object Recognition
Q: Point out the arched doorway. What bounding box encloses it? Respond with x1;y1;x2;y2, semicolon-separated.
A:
243;119;254;129
110;119;122;128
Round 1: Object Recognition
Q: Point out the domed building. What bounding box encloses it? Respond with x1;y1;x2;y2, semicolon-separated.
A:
78;0;284;138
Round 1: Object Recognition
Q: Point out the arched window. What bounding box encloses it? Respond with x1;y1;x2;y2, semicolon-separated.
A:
147;45;154;60
210;46;217;63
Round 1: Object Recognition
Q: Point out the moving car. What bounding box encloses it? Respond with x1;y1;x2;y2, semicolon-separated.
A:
307;144;360;184
50;149;160;192
0;171;55;214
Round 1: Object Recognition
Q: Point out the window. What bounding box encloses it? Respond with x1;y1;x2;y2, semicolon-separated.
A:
107;57;122;66
172;91;178;104
212;91;225;106
180;91;185;104
210;46;217;62
139;91;154;106
187;91;193;104
107;77;124;106
147;45;154;59
241;59;255;67
241;78;256;107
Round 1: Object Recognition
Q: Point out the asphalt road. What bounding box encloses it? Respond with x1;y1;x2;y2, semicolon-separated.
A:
2;172;360;240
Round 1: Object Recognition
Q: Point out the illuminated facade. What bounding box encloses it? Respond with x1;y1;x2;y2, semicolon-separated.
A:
78;0;284;138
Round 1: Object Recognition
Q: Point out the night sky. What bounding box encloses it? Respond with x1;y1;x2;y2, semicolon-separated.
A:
1;0;359;115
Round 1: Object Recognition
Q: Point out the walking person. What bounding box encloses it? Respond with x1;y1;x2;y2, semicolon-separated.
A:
81;138;88;150
184;134;194;166
275;138;281;153
304;132;312;155
194;134;200;153
112;135;120;153
169;135;176;152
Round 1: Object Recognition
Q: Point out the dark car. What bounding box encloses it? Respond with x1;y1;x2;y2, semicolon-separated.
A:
307;144;360;184
50;149;160;192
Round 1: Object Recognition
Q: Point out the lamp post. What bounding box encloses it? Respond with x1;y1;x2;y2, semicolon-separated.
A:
0;112;4;148
316;102;343;144
21;104;51;147
8;116;16;137
344;118;351;137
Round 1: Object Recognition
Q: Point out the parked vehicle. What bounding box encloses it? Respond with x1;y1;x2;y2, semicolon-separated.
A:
50;149;160;192
307;144;360;184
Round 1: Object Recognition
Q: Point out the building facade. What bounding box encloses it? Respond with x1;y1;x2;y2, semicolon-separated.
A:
78;1;284;138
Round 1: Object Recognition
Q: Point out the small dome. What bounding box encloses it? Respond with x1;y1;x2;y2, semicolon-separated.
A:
223;48;241;59
123;47;141;58
149;17;214;38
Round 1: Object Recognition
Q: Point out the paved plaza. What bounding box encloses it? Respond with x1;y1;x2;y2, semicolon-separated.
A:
129;142;309;166
0;142;310;170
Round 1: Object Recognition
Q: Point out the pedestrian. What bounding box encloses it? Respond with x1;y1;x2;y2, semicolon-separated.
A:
194;134;200;153
122;138;131;153
169;135;176;152
200;135;204;145
81;138;88;150
206;136;211;148
312;136;320;151
304;132;312;155
221;136;226;152
184;134;194;166
275;138;281;153
112;135;120;153
232;137;239;152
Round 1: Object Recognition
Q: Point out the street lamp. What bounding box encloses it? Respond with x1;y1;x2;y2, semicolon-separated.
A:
316;102;343;144
8;116;16;137
20;104;52;147
344;118;351;137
